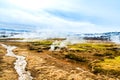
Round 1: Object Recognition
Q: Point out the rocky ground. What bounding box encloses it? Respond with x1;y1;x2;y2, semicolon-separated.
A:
0;41;120;80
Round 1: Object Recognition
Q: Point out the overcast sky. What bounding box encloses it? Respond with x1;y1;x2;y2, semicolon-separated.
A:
0;0;120;33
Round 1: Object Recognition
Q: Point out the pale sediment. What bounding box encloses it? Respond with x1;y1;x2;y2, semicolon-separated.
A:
1;44;33;80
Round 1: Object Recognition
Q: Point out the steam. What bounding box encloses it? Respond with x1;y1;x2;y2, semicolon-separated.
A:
110;35;120;44
7;30;120;44
10;31;68;39
49;37;84;51
49;41;61;51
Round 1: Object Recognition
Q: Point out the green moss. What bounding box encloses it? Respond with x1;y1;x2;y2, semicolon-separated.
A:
91;56;120;75
100;56;120;70
65;53;87;62
68;43;92;52
68;43;120;57
28;40;52;51
68;43;110;50
32;40;53;45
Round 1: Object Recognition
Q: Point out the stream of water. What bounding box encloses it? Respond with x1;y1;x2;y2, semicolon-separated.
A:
1;44;33;80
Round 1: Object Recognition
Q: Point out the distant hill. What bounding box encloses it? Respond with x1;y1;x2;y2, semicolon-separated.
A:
0;28;29;32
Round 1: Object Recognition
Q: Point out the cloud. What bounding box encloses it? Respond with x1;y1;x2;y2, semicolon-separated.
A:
0;0;120;33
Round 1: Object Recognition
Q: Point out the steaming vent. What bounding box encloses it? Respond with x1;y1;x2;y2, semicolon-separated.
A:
110;35;120;44
49;37;84;51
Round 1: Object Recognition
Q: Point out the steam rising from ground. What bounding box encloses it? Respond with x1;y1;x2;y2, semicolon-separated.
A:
8;31;120;44
110;35;120;44
10;31;68;39
49;37;85;51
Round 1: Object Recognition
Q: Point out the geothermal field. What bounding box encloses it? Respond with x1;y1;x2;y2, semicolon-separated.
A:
0;32;120;80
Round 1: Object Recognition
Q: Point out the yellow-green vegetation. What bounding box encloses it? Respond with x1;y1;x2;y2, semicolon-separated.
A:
68;43;92;52
68;43;116;50
99;56;120;70
31;40;53;45
67;42;120;77
27;40;120;77
29;40;53;51
68;43;120;57
91;56;120;76
65;53;87;62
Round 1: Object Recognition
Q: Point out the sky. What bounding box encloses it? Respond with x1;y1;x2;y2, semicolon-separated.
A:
0;0;120;33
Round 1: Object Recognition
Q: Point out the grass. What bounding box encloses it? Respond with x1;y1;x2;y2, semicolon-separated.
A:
91;56;120;76
68;43;120;56
98;56;120;71
68;43;116;49
65;53;87;62
66;42;120;77
31;40;53;46
28;40;54;52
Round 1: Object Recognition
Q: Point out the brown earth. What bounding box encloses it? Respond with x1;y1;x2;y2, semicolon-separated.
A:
0;44;18;80
0;41;119;80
